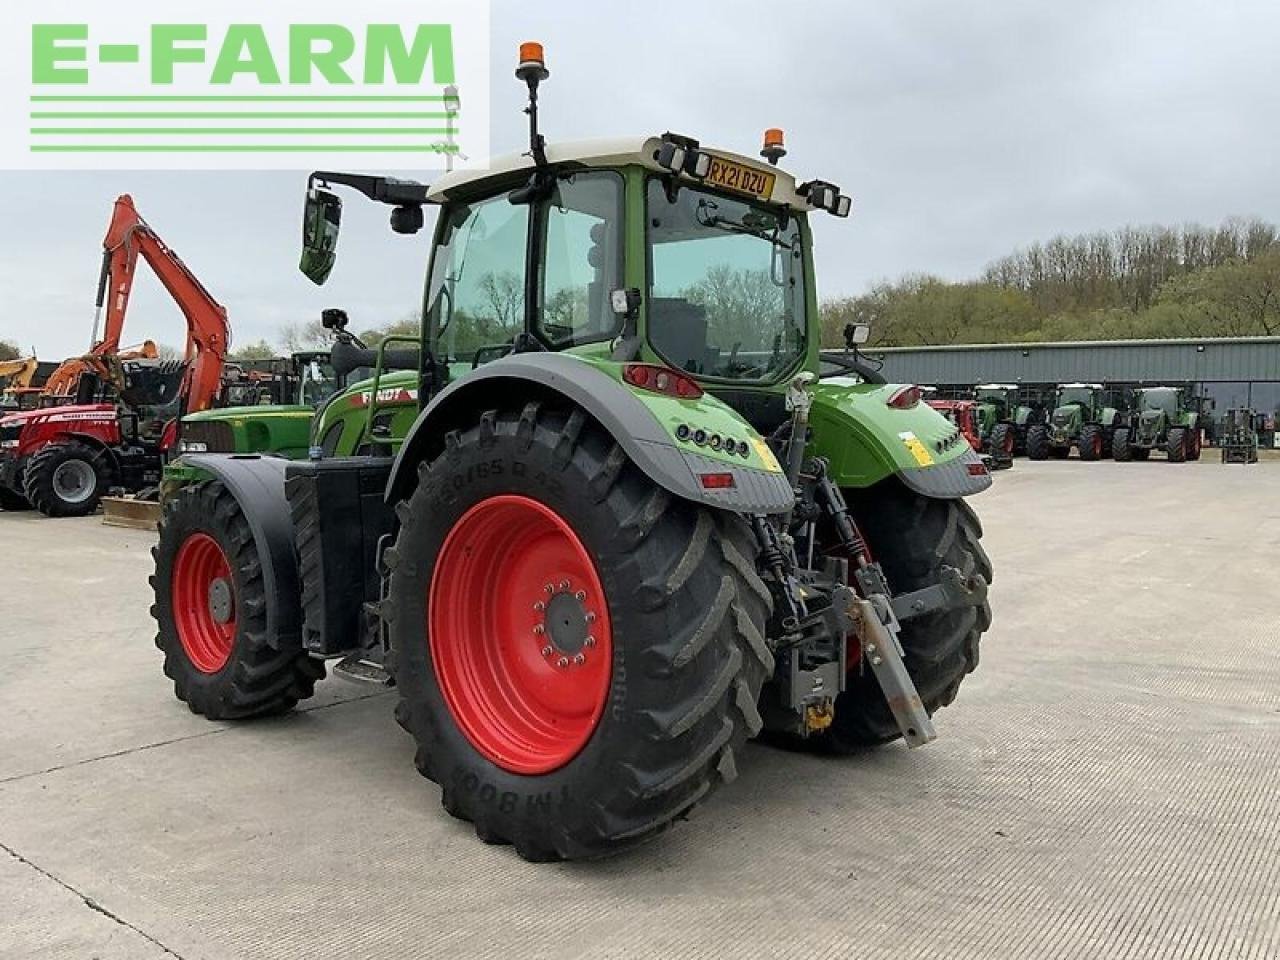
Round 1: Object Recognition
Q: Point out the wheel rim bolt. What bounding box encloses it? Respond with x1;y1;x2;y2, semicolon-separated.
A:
585;635;596;648
558;580;570;590
574;590;586;601
544;583;555;594
533;601;545;612
557;657;569;668
573;654;585;665
585;612;596;624
533;624;545;636
541;646;553;656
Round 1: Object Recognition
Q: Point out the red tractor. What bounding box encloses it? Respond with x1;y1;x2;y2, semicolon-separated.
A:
0;196;229;516
926;398;1012;471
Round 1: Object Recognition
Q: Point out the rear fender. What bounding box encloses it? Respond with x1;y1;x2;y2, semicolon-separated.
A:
386;353;795;514
177;454;302;645
809;379;990;498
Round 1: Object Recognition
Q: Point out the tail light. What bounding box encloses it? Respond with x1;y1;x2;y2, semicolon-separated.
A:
623;363;703;399
699;472;735;489
886;385;922;410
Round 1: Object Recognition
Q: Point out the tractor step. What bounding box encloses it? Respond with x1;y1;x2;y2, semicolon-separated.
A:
331;655;392;686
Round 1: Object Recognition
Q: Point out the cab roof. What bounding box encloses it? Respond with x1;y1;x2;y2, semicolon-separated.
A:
427;135;812;210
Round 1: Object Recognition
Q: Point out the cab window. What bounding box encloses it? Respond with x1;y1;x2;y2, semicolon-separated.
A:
537;172;624;347
425;194;529;364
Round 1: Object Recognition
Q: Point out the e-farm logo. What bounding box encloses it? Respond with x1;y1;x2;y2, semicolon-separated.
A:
1;1;489;170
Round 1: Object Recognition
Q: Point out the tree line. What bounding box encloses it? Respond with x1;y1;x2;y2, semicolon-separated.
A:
821;217;1280;348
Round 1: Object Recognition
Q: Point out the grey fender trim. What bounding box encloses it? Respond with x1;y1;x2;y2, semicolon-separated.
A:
181;454;302;643
898;447;993;499
386;353;794;514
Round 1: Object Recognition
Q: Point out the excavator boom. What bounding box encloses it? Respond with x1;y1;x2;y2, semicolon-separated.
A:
96;195;230;414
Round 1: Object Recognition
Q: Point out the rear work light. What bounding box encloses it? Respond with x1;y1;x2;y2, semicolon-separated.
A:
886;385;922;410
699;472;736;489
622;363;703;399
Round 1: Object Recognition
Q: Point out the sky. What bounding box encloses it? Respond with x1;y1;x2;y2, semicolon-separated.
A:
2;0;1278;359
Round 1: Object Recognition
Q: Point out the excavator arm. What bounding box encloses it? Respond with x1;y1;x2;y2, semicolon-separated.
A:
0;357;39;390
96;195;231;414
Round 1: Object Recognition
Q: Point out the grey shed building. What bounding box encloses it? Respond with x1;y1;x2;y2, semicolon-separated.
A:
861;336;1280;421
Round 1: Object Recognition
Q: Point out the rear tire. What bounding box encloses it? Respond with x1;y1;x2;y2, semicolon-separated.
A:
1112;427;1132;462
1167;427;1187;463
989;422;1015;458
151;481;325;719
1078;424;1103;461
385;404;772;861
23;442;104;517
1187;428;1202;461
1026;424;1050;460
822;484;992;748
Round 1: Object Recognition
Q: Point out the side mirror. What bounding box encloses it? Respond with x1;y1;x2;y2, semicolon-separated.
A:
300;188;343;285
843;322;870;348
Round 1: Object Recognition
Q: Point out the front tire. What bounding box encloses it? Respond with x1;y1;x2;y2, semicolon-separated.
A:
23;442;104;517
151;481;324;719
989;422;1015;458
1026;424;1050;460
1078;424;1104;461
822;483;992;748
1112;427;1132;462
1167;427;1187;463
385;404;772;861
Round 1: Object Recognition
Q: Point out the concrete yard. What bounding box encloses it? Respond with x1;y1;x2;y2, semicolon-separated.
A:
1;460;1277;960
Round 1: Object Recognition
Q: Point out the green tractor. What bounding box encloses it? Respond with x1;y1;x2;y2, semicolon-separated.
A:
973;383;1046;457
1026;383;1126;461
148;47;993;861
1112;386;1202;463
170;309;419;470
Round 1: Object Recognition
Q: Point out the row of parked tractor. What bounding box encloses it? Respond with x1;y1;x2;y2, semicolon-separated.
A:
917;381;1214;466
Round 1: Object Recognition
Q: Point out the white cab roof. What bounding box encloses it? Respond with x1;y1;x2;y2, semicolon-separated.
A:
427;136;813;209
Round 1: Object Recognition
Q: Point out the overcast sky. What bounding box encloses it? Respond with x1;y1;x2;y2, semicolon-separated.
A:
3;0;1277;358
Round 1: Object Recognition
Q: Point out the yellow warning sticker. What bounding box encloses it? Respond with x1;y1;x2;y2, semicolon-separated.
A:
751;436;783;473
898;431;934;467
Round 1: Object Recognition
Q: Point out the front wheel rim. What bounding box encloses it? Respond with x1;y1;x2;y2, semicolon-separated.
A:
171;532;237;673
428;495;614;775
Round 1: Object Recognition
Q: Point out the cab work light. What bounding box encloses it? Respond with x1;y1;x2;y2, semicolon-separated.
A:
800;179;853;218
655;134;711;179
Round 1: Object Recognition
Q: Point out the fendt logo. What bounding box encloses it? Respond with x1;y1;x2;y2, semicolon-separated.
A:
0;1;489;170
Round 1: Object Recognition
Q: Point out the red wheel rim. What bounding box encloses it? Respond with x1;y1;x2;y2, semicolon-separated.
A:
428;495;613;775
1093;435;1102;457
171;532;236;674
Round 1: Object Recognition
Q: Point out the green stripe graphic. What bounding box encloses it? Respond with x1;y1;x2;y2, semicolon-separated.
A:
31;144;461;153
32;112;451;119
30;95;450;102
32;128;456;136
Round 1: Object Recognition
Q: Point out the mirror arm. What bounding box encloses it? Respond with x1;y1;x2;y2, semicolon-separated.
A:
309;171;430;208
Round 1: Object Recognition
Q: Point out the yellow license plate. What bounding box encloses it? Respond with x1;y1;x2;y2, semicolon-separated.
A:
705;156;776;200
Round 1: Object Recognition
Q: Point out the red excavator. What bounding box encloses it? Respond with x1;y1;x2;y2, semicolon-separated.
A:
0;195;230;515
